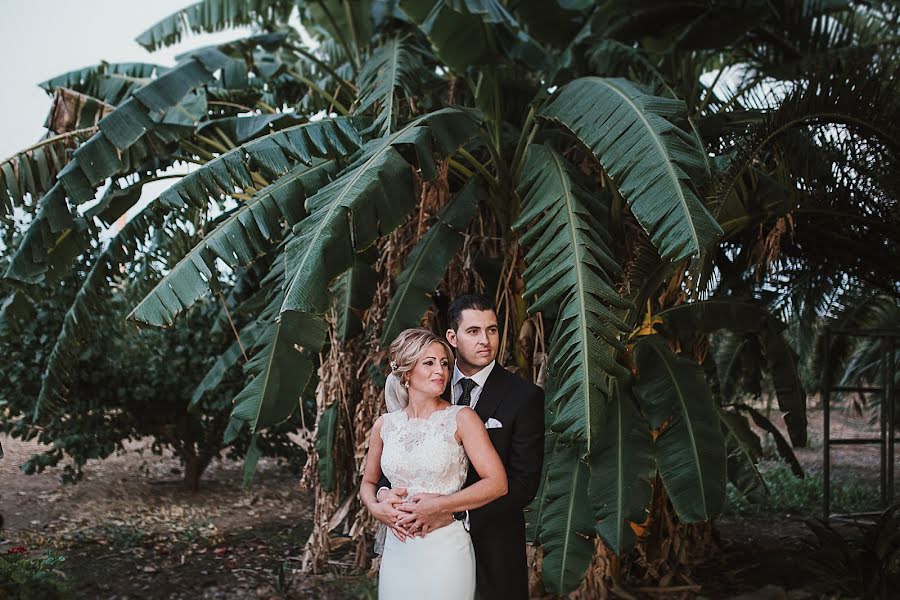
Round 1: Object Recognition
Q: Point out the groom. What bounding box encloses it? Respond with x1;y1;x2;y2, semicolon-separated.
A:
376;293;545;599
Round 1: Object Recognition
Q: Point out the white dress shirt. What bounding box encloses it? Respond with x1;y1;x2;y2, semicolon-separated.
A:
451;360;495;409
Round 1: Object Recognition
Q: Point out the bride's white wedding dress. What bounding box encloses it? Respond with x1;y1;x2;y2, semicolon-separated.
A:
378;405;475;600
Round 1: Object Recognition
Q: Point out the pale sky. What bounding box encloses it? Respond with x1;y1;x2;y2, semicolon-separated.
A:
0;0;251;162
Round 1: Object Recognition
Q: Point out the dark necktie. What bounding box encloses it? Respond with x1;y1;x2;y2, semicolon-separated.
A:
458;378;478;407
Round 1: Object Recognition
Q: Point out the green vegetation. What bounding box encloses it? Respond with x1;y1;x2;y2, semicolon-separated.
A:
725;463;881;517
1;0;897;594
0;549;72;600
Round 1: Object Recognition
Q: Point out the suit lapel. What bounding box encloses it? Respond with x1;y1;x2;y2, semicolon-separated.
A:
474;363;505;422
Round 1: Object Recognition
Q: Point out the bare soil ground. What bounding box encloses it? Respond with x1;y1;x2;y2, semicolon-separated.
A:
1;403;896;599
0;438;373;599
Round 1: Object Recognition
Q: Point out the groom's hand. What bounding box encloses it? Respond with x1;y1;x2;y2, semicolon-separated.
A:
396;493;453;536
371;487;409;541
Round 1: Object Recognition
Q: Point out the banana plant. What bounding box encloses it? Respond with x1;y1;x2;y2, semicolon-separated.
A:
3;0;899;594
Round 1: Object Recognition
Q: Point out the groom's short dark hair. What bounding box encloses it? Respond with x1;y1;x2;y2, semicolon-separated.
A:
448;293;496;331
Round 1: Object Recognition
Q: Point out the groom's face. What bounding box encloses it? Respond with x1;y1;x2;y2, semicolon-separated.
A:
446;309;499;373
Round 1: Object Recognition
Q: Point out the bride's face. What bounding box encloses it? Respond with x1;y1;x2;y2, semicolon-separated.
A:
407;342;450;397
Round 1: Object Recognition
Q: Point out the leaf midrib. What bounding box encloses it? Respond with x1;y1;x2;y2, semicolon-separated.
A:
130;162;332;323
557;459;582;591
548;148;594;454
652;341;707;514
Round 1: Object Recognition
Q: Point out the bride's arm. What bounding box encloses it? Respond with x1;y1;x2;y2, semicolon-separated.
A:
398;408;507;534
360;416;409;541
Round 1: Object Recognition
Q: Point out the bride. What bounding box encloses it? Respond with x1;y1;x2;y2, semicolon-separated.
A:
360;328;508;599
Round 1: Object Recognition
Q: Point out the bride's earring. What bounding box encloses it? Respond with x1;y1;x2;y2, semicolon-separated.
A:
404;379;409;389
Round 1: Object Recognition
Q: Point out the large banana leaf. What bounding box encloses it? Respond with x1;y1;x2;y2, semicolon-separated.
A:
762;324;808;447
32;198;168;421
719;408;767;500
40;62;166;106
400;0;513;73
281;107;481;316
128;158;345;327
655;300;808;447
316;402;340;493
190;319;263;410
537;440;595;595
737;404;804;477
524;431;556;544
355;36;434;135
136;0;297;50
589;376;654;554
158;117;366;212
380;180;481;345
513;144;631;452
5;49;229;285
330;255;378;341
230;309;327;432
633;334;726;522
540;77;722;262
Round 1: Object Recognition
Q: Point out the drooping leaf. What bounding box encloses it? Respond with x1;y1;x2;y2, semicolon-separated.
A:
656;299;808;446
719;408;767;500
40;62;166;106
380;179;481;345
5;49;229;284
280;107;481;316
541;77;722;261
738;404;804;478
136;0;297;50
537;441;595;594
590;375;654;554
762;324;808;447
242;434;263;488
129;158;346;327
196;113;304;145
634;334;726;522
31;200;167;421
190;320;262;410
513;143;631;452
400;0;515;73
157;117;366;213
332;256;378;341
44;88;115;134
356;36;435;135
316;402;339;492
230;310;327;433
524;431;557;544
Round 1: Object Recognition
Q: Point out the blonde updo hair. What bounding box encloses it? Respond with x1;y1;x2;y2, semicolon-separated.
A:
384;328;454;412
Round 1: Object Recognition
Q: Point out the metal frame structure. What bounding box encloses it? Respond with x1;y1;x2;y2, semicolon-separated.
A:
821;327;898;521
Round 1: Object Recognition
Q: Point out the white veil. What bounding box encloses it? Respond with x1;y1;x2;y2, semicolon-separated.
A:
383;370;409;413
375;366;408;555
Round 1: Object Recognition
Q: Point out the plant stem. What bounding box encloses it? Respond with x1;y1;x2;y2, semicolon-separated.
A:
286;70;351;116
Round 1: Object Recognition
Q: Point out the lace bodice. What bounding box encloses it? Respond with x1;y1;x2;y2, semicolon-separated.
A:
380;405;469;498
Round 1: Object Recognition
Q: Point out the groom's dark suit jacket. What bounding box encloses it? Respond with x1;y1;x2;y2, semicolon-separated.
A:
381;363;545;600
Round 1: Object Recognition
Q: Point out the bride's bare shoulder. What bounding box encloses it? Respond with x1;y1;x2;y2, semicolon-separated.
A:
454;405;481;428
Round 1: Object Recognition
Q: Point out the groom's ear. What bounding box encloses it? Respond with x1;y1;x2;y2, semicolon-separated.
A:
446;328;457;348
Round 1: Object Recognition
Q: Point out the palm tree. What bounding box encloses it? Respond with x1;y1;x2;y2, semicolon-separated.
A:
2;0;898;594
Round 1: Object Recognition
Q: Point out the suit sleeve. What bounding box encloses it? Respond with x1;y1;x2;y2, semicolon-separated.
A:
469;384;545;530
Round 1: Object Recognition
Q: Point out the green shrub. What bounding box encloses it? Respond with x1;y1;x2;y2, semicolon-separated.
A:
725;462;880;516
0;548;73;600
